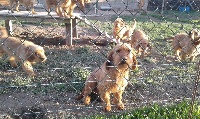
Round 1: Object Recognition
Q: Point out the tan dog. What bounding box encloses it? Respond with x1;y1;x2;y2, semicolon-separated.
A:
112;18;137;43
9;0;36;14
0;27;47;76
76;43;138;112
167;29;200;61
130;29;151;58
46;0;90;18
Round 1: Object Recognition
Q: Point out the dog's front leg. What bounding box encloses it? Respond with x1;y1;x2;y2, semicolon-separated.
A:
30;5;36;14
100;92;111;112
175;49;181;60
29;1;36;14
63;6;70;18
113;91;124;110
16;1;20;12
189;56;195;62
141;50;145;59
31;8;36;14
22;60;36;76
9;56;18;68
56;6;63;17
68;4;76;18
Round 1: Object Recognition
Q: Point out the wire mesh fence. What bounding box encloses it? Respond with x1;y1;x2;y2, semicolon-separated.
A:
0;0;200;118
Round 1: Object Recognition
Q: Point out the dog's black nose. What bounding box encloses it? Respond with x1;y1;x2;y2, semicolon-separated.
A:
121;57;127;63
40;57;46;61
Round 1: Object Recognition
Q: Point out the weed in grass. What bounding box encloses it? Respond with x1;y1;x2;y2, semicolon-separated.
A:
76;46;91;54
66;67;91;80
11;77;33;86
0;59;11;70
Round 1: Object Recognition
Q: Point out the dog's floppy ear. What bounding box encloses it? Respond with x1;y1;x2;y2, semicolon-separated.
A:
132;51;138;70
192;37;200;45
134;43;140;54
105;50;114;70
147;43;152;50
189;29;199;40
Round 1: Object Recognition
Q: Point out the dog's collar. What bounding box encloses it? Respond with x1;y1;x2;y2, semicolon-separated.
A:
106;60;131;69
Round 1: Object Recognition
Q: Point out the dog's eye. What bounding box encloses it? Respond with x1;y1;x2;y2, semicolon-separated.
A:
35;52;40;57
116;49;121;53
128;49;131;52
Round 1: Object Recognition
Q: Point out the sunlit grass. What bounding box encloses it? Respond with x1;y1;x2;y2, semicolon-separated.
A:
88;101;200;119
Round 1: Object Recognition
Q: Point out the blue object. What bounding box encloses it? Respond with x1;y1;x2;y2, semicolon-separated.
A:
179;6;190;12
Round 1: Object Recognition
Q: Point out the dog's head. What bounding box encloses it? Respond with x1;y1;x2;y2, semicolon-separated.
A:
113;18;125;28
135;38;151;54
78;0;90;10
106;43;137;70
26;46;47;63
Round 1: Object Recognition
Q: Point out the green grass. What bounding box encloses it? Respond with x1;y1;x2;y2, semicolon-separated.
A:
89;101;200;119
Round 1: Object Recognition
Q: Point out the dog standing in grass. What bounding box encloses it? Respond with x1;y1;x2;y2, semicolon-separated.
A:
45;0;90;18
112;18;137;43
130;29;151;58
9;0;36;14
0;27;47;77
76;43;138;112
166;29;200;61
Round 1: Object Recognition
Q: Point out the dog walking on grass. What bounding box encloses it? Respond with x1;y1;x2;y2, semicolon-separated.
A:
0;27;47;77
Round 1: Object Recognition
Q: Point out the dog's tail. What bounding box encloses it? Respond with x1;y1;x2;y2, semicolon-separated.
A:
165;36;175;41
75;88;85;100
0;27;8;37
132;19;137;31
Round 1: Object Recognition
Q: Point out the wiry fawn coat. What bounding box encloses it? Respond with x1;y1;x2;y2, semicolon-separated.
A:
170;29;200;61
77;43;138;112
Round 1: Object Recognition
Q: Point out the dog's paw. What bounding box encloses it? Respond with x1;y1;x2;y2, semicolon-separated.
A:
32;11;37;14
70;15;75;19
116;103;124;110
104;105;111;112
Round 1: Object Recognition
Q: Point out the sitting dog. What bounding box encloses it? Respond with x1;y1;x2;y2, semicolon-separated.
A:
112;18;137;43
0;27;47;76
76;43;138;112
9;0;36;14
46;0;90;18
130;29;151;58
167;29;200;61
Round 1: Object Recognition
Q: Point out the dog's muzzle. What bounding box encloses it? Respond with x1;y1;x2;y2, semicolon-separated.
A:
120;57;127;64
38;57;47;62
